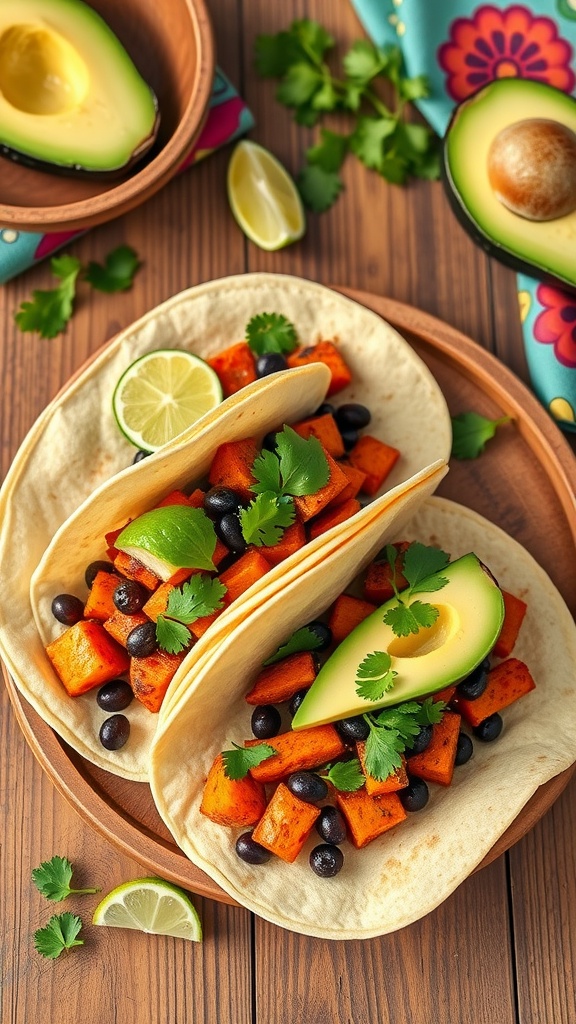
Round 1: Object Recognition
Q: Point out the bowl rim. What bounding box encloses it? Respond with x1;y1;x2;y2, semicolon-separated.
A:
0;0;215;233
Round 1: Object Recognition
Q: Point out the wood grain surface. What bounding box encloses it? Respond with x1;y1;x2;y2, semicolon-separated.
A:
1;2;575;1022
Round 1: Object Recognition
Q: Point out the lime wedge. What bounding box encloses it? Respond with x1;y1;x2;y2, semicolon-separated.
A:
116;505;217;580
93;878;202;941
227;139;306;251
113;349;223;452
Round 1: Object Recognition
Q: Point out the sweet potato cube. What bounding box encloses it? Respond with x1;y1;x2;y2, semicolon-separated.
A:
431;685;457;705
219;548;271;604
245;651;317;705
247;724;347;783
83;570;120;622
130;648;187;713
207;341;257;398
349;435;400;496
252;782;320;863
260;520;306;565
142;582;174;622
103;610;149;647
292;413;345;458
328;594;377;645
208;437;259;501
113;551;160;592
188;487;206;508
200;753;267;827
287;340;352;396
293;449;348;522
457;659;536;728
327;462;367;506
155;489;191;508
46;620;130;697
493;591;528;658
335;789;407;848
407;711;461;787
356;743;408;795
189;609;221;639
308;497;361;540
363;542;409;604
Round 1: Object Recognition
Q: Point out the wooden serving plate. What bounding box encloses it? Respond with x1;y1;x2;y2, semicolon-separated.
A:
3;288;576;906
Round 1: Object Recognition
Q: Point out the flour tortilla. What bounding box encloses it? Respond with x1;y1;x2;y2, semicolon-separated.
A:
1;274;451;781
150;497;576;939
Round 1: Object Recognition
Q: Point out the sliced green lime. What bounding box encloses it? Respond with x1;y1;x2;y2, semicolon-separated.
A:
116;505;217;580
92;878;202;941
227;140;305;251
113;349;223;452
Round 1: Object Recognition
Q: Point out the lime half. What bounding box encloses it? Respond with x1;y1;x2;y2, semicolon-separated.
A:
113;349;223;452
227;139;306;251
92;878;202;941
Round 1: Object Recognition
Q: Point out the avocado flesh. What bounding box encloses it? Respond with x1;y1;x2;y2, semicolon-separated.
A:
0;0;159;176
292;553;504;730
443;79;576;292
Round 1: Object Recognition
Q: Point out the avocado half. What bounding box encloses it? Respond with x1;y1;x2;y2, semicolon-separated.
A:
0;0;160;178
443;79;576;293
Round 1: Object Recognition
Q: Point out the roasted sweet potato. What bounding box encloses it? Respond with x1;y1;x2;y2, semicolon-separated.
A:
155;490;191;508
309;497;361;540
493;591;528;658
363;542;410;604
328;594;377;645
188;487;207;508
245;651;317;705
356;743;408;796
431;685;457;705
105;525;126;559
287;340;353;396
208;437;259;501
46;620;130;697
407;711;461;786
457;659;535;728
327;462;367;506
251;782;320;863
142;582;174;622
219;548;271;604
113;551;160;592
335;788;407;848
207;341;257;398
130;648;187;712
200;753;267;827
349;435;400;496
260;520;306;565
292;413;345;458
83;570;120;622
293;450;349;522
103;610;149;647
246;724;347;783
165;538;229;588
189;609;222;640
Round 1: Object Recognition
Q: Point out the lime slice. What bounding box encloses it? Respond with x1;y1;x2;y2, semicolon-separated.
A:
113;349;223;452
227;139;306;251
93;878;202;941
116;505;217;580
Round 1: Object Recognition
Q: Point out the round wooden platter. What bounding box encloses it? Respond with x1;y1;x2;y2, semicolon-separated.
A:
4;287;576;907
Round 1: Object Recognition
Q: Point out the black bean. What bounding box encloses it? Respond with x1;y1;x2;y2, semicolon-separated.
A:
51;594;84;626
473;713;503;742
306;620;333;651
99;714;130;750
235;832;271;865
404;723;433;758
335;403;371;431
203;486;244;519
455;732;474;766
251;705;282;739
84;560;116;588
288;688;309;717
457;657;491;700
399;777;429;812
287;771;328;803
132;449;151;464
315;806;347;845
97;680;134;713
339;427;359;451
126;621;158;658
217;512;247;554
310;844;344;877
113;579;147;614
256;353;288;377
335;715;370;744
314;403;335;417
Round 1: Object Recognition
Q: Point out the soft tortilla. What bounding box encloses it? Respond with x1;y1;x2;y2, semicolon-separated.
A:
150;496;576;940
0;273;451;780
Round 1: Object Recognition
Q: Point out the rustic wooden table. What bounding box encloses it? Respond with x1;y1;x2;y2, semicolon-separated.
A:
2;2;576;1022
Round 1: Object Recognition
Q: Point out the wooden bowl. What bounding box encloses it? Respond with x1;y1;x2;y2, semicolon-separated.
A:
0;0;214;233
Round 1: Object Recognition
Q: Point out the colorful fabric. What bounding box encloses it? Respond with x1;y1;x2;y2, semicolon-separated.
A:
351;0;576;431
0;68;254;286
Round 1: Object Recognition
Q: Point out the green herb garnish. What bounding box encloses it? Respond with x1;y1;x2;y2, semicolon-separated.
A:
15;255;81;339
32;855;99;902
255;21;439;212
84;244;141;293
263;624;324;665
156;575;227;654
221;741;276;780
323;758;365;792
33;912;84;960
382;542;450;637
246;312;298;356
451;412;511;460
364;699;445;780
239;492;296;547
355;651;397;701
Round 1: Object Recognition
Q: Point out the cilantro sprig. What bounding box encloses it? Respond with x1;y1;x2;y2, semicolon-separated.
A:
255;20;439;212
32;855;99;902
363;698;445;780
221;741;276;780
382;542;450;638
322;758;365;792
34;913;84;960
84;244;141;293
240;492;295;547
246;312;298;356
263;624;324;665
451;412;511;460
156;575;227;654
355;651;397;701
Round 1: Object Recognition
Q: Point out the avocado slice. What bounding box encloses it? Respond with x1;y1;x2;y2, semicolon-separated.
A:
443;79;576;292
0;0;159;177
292;553;504;730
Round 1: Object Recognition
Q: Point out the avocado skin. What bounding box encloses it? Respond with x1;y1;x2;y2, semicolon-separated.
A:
442;80;576;295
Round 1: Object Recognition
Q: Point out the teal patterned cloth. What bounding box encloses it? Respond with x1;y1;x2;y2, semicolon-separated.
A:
351;0;576;432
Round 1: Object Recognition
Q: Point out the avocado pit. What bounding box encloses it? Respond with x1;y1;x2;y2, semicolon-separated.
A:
487;118;576;221
0;24;89;116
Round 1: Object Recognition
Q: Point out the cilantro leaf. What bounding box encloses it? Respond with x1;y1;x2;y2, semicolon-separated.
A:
323;758;365;792
276;62;323;108
291;19;334;62
383;600;439;637
349;115;397;172
166;575;227;623
342;39;388;84
381;541;451;638
363;699;446;780
363;722;405;781
254;31;304;77
398;74;430;102
417;697;446;725
240;492;295;546
451;412;511;460
83;245;141;293
263;624;324;665
33;913;84;959
221;742;276;780
245;312;298;356
156;616;193;655
355;651;397;701
402;542;450;594
306;129;348;173
14;255;81;339
298;164;343;213
275;425;330;496
251;447;283;494
31;856;99;902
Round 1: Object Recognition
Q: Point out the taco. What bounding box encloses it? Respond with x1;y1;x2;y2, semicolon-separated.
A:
149;496;576;939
